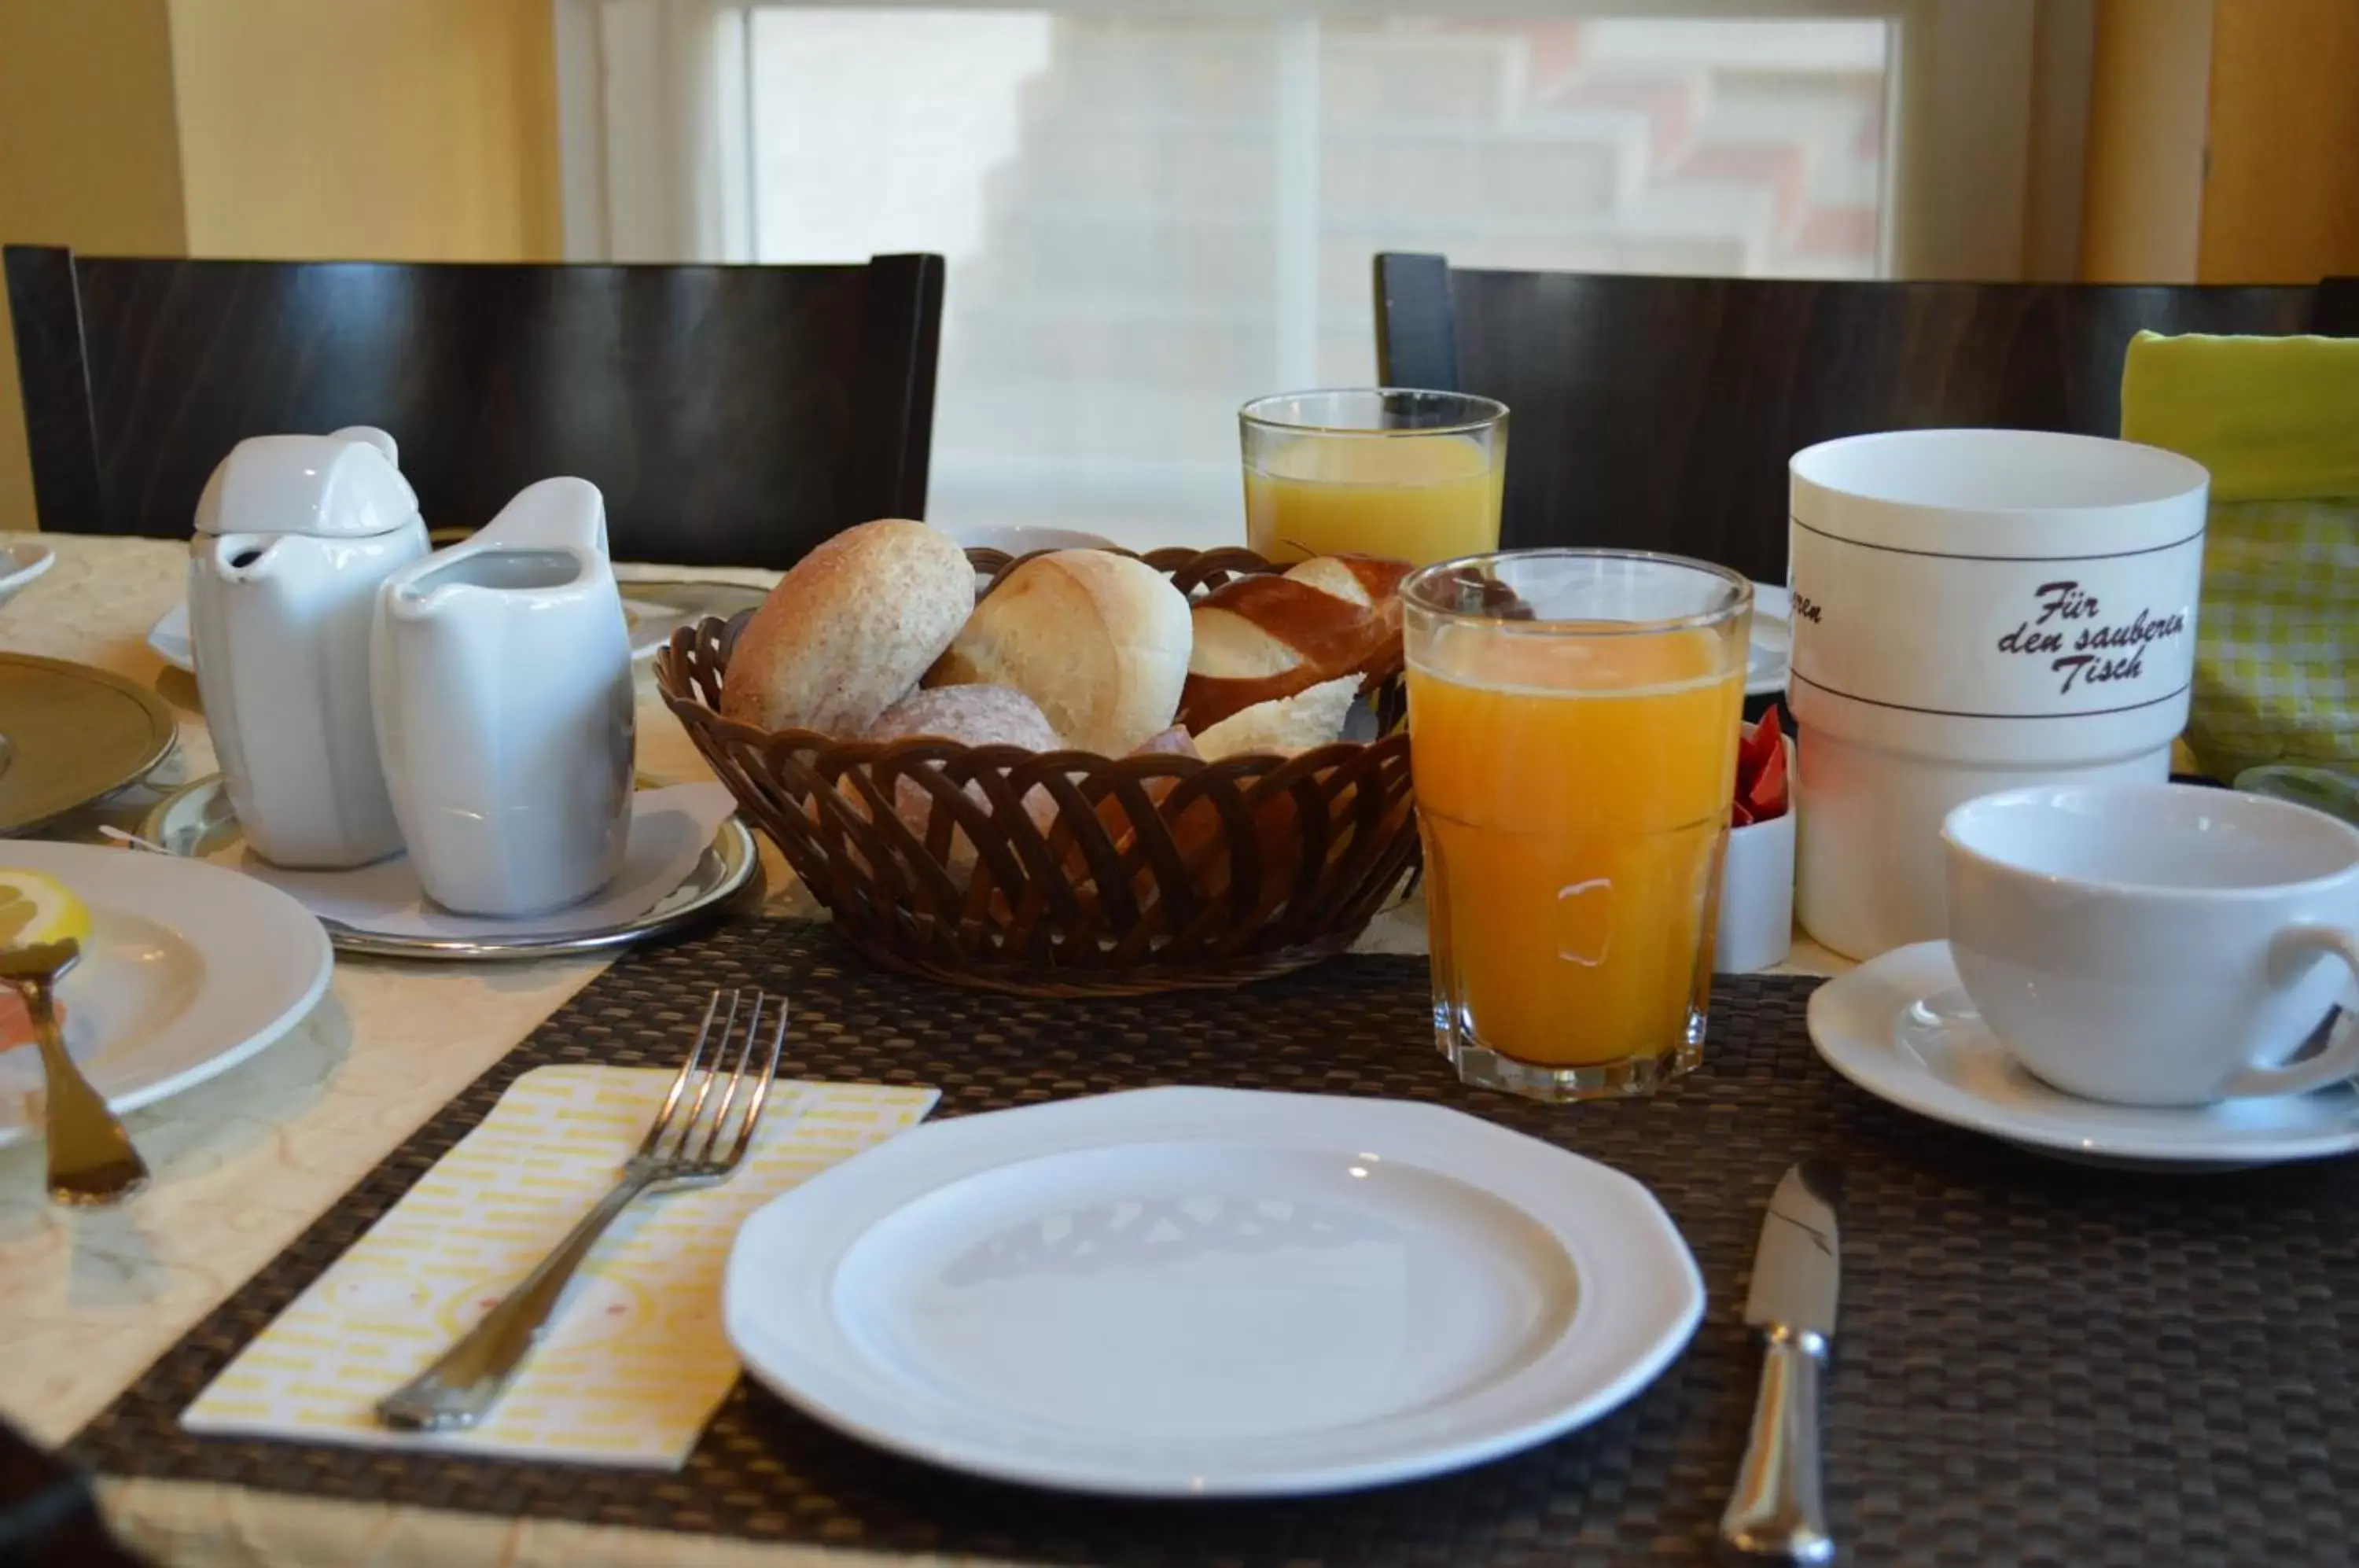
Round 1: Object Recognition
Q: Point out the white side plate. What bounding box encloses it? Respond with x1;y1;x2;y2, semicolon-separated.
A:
0;542;55;613
1809;940;2359;1169
1747;581;1790;697
727;1086;1702;1496
0;841;332;1147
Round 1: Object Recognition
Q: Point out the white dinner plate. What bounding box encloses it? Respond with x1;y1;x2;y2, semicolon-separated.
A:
1747;582;1790;697
1809;940;2359;1170
726;1086;1703;1496
0;841;333;1147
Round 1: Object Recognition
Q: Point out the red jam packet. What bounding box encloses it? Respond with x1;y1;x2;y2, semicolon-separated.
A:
1732;704;1790;827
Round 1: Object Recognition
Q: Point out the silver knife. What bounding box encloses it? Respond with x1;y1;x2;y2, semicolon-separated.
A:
1720;1160;1842;1564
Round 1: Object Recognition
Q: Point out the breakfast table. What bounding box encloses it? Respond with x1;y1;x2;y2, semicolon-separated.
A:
18;510;2359;1568
0;529;1867;1566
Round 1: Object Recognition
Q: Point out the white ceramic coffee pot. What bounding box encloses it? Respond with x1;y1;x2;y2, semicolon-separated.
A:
187;425;427;867
371;477;634;918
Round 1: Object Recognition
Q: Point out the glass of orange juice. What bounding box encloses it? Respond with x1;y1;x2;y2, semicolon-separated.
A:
1240;389;1507;567
1403;550;1752;1101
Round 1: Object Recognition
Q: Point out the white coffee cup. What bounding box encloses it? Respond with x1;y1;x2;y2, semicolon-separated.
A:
1787;429;2210;960
1942;782;2359;1107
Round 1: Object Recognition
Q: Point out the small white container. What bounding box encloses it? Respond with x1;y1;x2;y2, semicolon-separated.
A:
1716;733;1796;974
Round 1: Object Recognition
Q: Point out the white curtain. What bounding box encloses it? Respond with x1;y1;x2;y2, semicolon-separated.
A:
565;1;755;265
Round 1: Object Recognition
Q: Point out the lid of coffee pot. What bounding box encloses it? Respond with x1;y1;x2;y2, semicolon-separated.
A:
193;425;421;539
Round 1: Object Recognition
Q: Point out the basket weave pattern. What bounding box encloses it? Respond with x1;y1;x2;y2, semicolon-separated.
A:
656;549;1420;994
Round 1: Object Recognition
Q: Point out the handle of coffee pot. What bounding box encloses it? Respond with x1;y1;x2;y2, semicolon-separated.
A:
2218;926;2359;1099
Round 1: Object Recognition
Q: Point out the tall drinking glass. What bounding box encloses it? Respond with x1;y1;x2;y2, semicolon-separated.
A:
1404;550;1752;1101
1240;389;1507;567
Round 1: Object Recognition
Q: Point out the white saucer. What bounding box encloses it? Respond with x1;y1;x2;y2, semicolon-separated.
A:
0;840;332;1147
726;1086;1703;1496
1809;940;2359;1170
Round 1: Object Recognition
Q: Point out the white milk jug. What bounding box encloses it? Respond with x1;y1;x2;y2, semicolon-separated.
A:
371;477;634;917
188;425;426;867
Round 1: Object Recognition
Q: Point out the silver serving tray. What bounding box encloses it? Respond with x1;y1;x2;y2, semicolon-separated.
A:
141;774;761;961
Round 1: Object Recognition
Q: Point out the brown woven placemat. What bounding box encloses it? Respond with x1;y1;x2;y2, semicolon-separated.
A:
68;920;2359;1566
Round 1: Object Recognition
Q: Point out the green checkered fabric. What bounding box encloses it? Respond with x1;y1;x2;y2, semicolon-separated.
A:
2120;329;2359;782
2185;498;2359;781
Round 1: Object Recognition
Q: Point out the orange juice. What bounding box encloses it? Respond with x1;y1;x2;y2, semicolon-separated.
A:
1245;432;1503;566
1408;626;1744;1068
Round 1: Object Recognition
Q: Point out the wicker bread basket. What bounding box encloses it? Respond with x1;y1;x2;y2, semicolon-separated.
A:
655;547;1419;995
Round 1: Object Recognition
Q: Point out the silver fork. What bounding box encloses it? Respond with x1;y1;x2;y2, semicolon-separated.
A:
0;940;149;1206
377;988;788;1432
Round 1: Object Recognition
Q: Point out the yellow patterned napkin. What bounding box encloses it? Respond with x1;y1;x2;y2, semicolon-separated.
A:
182;1065;938;1467
2122;330;2359;781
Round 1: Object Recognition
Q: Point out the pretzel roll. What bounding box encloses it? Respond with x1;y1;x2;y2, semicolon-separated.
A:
1177;553;1412;731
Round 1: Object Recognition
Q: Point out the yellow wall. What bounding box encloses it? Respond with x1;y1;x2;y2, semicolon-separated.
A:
0;0;559;529
2078;0;2211;282
2197;0;2359;283
2082;0;2359;285
0;0;187;532
168;0;562;262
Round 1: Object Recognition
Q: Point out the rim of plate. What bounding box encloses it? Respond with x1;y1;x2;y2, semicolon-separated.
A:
1806;941;2359;1166
0;840;331;1147
725;1086;1704;1497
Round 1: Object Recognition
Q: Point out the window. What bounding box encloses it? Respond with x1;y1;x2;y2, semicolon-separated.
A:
561;3;2058;550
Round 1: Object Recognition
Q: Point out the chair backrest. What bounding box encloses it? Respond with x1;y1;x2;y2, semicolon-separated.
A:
5;246;944;569
1375;256;2359;583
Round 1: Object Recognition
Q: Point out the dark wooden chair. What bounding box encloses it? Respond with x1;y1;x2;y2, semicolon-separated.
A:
1374;255;2359;584
5;246;944;569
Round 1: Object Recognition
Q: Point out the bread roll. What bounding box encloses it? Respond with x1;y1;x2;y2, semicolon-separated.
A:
1281;554;1415;610
1195;675;1360;760
863;684;1061;751
1178;554;1412;731
852;685;1063;879
1126;725;1202;760
928;550;1190;755
721;519;973;734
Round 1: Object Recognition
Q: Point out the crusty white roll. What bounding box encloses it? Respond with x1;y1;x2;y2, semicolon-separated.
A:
926;550;1190;756
721;519;973;734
